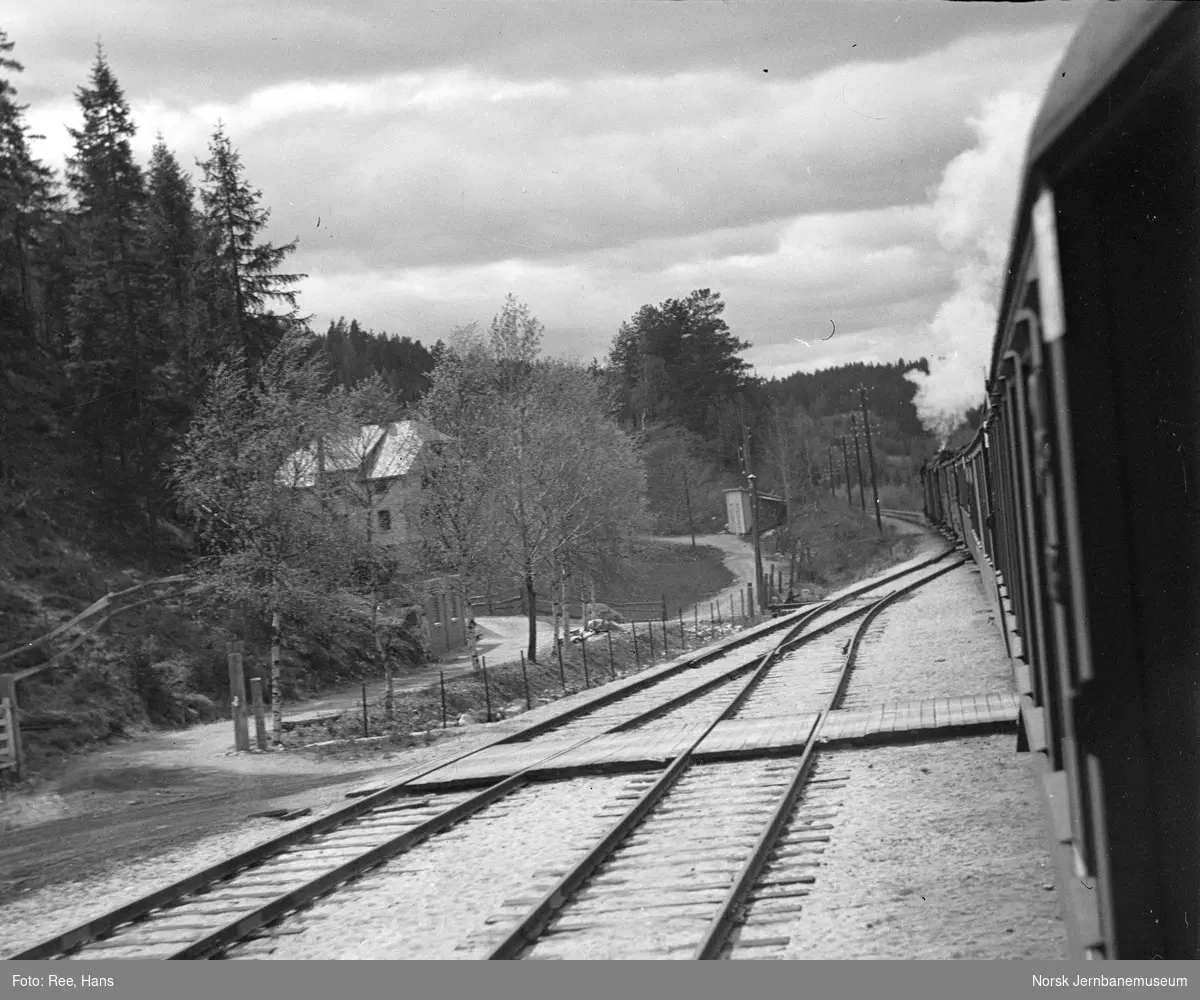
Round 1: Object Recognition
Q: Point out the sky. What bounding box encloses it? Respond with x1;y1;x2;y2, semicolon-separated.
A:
8;0;1087;432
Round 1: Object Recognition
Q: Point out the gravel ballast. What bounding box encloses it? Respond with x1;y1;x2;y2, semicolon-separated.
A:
233;774;651;959
840;563;1012;709
773;736;1066;960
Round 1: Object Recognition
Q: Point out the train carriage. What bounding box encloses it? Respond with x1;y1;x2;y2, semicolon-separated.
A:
923;2;1200;960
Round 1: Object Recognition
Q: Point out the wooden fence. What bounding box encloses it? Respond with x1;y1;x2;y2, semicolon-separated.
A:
470;591;675;624
0;575;194;780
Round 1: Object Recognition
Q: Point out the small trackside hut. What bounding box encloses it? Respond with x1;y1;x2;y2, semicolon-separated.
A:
724;487;786;537
923;3;1200;960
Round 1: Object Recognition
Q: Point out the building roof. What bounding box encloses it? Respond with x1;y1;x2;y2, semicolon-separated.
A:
724;487;786;505
277;420;452;487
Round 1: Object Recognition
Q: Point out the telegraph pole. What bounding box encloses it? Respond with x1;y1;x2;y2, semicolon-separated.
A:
748;472;764;610
851;414;866;514
841;436;852;506
859;384;883;532
741;410;765;612
682;465;696;553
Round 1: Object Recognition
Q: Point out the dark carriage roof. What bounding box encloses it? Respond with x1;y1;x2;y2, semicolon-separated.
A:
988;1;1193;383
1027;2;1180;166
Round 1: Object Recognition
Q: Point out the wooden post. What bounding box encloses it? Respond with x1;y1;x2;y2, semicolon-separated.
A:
646;618;655;658
661;595;667;623
441;594;452;651
662;616;669;658
842;436;852;507
361;683;369;737
250;678;268;751
607;630;616;680
748;583;755;624
227;641;250;752
555;636;567;692
440;670;447;728
520;650;532;709
481;657;492;722
580;639;590;688
0;674;24;780
860;385;884;533
632;619;641;668
851;415;866;514
682;467;697;553
740;589;746;621
678;609;685;651
693;606;699;641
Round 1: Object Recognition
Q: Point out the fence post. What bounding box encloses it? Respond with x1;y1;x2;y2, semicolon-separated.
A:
632;621;641;668
227;641;250;752
580;640;590;688
520;650;531;709
607;631;616;680
556;636;567;693
647;619;655;659
440;670;447;728
748;583;755;624
441;594;452;651
481;657;492;722
661;616;669;658
678;609;685;651
250;677;268;751
740;589;746;622
661;595;667;623
0;674;23;780
361;682;369;737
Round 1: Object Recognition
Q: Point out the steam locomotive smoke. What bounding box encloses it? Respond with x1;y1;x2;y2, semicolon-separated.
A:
907;91;1042;441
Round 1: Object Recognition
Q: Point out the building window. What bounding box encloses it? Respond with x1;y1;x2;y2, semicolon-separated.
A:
378;509;392;532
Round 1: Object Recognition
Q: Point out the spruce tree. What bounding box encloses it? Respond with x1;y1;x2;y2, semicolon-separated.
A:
196;123;305;372
146;135;203;407
0;29;59;344
65;47;166;522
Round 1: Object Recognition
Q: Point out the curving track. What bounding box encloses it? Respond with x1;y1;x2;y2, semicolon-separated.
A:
11;548;963;961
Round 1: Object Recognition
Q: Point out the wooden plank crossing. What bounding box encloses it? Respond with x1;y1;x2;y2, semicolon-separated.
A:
401;693;1020;788
817;692;1019;744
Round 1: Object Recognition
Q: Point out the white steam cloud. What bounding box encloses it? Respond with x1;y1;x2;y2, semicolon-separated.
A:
907;90;1042;443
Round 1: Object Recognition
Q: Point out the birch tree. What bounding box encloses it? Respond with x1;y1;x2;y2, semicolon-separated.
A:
173;328;347;737
409;326;506;671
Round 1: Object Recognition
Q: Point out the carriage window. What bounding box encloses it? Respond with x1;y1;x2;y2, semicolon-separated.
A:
378;509;392;532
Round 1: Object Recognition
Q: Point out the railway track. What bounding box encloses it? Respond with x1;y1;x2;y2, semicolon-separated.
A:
12;549;961;961
480;566;960;959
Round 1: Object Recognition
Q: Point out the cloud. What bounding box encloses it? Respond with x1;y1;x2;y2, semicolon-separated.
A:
905;90;1044;440
13;12;1077;385
10;1;1083;104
